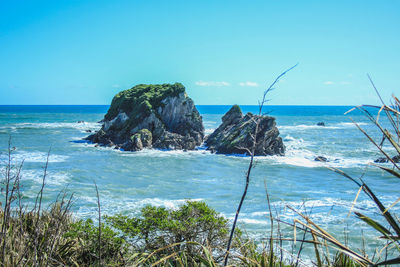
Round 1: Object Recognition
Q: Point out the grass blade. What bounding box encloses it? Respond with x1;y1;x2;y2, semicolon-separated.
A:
354;212;391;236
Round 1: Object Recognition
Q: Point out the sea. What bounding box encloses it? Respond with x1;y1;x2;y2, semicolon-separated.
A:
0;105;398;259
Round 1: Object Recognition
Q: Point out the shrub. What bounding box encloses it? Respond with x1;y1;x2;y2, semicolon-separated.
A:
64;218;126;266
105;200;230;262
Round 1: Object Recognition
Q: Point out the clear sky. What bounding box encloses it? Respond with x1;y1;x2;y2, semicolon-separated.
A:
1;0;399;105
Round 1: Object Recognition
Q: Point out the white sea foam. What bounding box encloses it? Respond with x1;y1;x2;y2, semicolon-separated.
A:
263;153;373;169
107;132;376;169
76;197;205;217
0;150;69;163
238;218;268;225
253;134;374;169
21;169;71;186
119;148;212;158
2;122;101;133
279;122;367;131
250;211;268;217
134;197;204;209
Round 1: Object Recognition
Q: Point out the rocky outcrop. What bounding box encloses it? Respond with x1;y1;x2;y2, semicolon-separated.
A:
205;105;285;156
86;83;204;151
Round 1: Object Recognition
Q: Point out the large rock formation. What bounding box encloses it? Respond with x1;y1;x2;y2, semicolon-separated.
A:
87;83;204;151
205;105;285;156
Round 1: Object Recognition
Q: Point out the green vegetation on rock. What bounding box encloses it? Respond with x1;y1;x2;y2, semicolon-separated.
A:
105;83;185;122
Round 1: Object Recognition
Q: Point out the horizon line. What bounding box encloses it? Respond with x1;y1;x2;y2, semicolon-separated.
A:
0;104;359;107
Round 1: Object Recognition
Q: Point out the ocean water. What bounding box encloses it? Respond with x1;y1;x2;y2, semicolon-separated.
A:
0;105;398;258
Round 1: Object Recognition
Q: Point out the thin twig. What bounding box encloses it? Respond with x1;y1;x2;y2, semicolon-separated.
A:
94;181;102;267
223;64;297;266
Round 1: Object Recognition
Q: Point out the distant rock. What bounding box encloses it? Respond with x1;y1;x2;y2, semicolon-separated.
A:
86;83;204;151
314;156;328;162
205;105;285;156
375;155;400;163
77;121;85;123
317;122;325;127
374;157;388;163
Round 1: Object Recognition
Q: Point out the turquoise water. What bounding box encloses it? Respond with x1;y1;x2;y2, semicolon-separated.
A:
0;105;398;257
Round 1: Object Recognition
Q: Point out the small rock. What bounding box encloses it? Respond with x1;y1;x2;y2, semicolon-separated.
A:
374;157;388;163
374;155;400;163
77;121;85;123
317;122;325;127
208;147;216;153
314;156;328;162
85;129;92;133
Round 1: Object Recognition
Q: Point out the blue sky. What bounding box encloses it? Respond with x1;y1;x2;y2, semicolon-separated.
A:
1;0;399;105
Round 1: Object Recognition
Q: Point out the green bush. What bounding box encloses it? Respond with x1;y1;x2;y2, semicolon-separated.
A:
105;200;230;262
64;218;126;266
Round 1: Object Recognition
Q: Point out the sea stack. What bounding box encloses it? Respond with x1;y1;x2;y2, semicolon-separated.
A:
87;83;204;151
205;105;285;156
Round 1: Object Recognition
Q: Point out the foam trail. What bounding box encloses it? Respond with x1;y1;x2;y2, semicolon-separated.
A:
1;122;101;133
0;151;69;163
279;122;367;131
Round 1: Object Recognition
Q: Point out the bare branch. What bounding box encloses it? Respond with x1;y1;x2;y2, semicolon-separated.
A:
224;64;297;266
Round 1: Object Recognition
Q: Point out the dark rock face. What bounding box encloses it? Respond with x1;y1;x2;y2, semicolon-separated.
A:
86;83;204;151
205;105;285;156
317;122;325;126
314;156;328;162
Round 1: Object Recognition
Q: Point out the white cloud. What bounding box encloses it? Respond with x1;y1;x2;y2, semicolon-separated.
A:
112;84;121;88
195;81;230;87
323;81;335;85
239;81;259;87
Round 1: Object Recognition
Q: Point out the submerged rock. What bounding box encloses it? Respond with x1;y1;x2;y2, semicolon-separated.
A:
317;122;325;126
374;157;388;163
374;155;400;163
205;105;285;156
86;83;204;151
314;156;328;162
